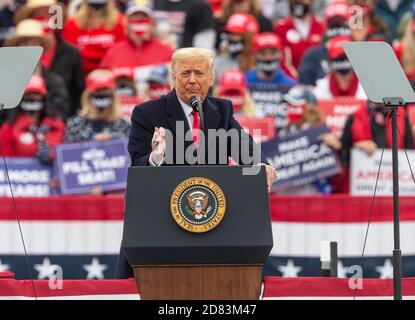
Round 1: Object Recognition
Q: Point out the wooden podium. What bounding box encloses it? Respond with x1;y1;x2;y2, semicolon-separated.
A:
122;166;273;300
134;265;262;300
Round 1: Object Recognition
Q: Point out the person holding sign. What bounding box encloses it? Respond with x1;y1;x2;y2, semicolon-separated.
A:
64;69;130;143
246;32;297;127
277;85;341;194
335;101;415;193
0;75;66;165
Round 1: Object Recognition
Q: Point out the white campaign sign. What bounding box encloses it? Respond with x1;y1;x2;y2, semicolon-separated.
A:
350;148;415;195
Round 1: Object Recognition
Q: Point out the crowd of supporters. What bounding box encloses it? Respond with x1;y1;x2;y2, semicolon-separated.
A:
1;0;415;195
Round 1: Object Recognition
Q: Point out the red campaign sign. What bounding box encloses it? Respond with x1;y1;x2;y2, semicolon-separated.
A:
234;116;276;142
119;96;146;121
318;99;367;137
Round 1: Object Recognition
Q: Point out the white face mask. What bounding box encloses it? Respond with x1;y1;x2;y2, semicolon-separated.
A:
20;100;44;112
90;94;113;110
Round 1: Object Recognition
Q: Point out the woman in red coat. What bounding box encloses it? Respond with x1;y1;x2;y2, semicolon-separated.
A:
62;0;125;75
0;75;66;164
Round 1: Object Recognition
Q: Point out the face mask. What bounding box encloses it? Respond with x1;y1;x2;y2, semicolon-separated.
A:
148;84;170;100
330;58;353;74
90;94;113;110
20;100;44;112
325;26;352;40
257;59;280;77
228;40;244;57
220;92;244;112
116;85;136;97
88;1;107;10
129;18;152;37
290;2;310;18
287;103;305;122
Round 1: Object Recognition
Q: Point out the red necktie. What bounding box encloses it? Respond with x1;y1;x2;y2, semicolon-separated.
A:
192;111;200;148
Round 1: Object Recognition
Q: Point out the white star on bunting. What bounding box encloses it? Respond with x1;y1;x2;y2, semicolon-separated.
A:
83;258;108;279
34;258;58;279
375;259;394;279
278;259;302;277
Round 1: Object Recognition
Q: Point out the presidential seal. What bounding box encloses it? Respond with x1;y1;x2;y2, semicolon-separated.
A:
170;177;226;233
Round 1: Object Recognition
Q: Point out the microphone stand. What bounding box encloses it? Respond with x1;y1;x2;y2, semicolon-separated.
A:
383;97;404;300
191;97;205;164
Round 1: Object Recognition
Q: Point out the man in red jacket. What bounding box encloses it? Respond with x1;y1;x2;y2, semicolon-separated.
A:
100;2;173;70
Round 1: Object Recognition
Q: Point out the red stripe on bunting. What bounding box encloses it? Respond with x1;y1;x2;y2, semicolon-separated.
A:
0;195;414;222
0;195;125;220
269;195;415;223
0;278;139;297
262;277;415;298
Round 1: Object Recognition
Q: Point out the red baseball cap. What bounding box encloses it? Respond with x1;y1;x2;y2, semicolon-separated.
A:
218;69;246;94
324;1;351;21
25;75;47;96
112;67;135;81
253;32;283;52
86;71;116;91
225;13;259;34
208;0;222;15
327;36;352;59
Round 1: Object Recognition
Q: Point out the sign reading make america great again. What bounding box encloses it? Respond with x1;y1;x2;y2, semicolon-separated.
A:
262;125;341;191
56;138;130;195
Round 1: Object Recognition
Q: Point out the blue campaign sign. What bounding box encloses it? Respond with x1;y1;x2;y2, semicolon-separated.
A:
0;157;52;197
56;137;131;195
262;125;341;191
247;82;292;129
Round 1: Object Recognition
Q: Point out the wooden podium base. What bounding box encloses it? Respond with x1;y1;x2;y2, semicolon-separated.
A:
133;265;262;300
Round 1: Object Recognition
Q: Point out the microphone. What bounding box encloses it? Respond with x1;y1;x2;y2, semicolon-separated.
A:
190;96;205;164
190;96;205;132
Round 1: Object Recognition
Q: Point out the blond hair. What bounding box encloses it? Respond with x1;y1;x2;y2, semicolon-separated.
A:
171;47;216;76
75;0;120;30
80;69;121;122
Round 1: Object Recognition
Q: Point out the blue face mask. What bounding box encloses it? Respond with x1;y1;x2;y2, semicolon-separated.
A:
256;59;280;77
